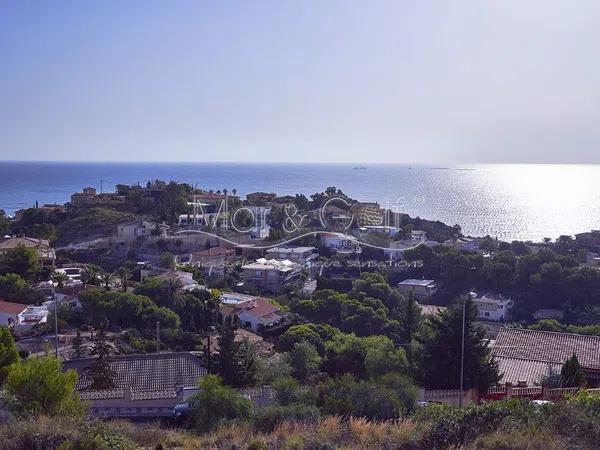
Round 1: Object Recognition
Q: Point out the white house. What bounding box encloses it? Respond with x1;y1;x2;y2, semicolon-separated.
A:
443;237;480;253
0;300;49;330
247;206;271;239
357;226;400;237
221;295;287;332
140;268;202;291
117;220;169;241
265;246;317;264
241;258;302;293
385;239;424;260
56;267;83;285
470;292;513;322
320;233;361;255
397;279;438;299
18;305;49;329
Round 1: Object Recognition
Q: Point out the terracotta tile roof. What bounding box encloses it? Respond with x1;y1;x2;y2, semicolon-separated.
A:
64;352;206;392
0;299;28;315
495;356;562;385
244;298;279;317
196;247;235;257
0;236;49;250
492;328;600;371
220;297;281;319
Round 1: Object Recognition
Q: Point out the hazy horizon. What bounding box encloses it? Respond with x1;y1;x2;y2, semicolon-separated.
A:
2;1;600;164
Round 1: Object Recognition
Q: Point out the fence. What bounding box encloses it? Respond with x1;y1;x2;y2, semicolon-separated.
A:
481;385;598;402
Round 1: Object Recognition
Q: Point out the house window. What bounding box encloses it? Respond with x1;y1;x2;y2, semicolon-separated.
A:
484;312;489;317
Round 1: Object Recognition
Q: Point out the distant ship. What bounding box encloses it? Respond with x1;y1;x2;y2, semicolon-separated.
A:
353;166;367;170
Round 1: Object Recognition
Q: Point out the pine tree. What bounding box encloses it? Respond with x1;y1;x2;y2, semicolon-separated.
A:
85;329;116;389
560;354;586;387
70;330;86;359
215;316;240;386
418;295;500;390
0;326;19;384
237;338;258;387
398;291;423;343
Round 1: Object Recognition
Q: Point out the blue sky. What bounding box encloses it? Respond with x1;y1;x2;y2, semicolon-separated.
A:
1;1;600;163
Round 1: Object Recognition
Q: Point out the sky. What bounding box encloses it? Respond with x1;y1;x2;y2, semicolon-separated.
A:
1;0;600;164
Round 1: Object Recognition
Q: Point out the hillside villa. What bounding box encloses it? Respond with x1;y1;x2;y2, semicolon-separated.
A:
0;236;56;266
397;279;438;299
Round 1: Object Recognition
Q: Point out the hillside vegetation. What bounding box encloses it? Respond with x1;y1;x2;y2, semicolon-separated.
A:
56;207;135;244
2;393;600;450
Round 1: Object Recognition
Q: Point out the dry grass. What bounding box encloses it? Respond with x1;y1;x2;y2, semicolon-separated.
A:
0;413;590;450
467;429;572;450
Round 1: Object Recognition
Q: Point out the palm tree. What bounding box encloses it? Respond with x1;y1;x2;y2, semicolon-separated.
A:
100;271;113;291
232;189;237;196
80;264;101;287
163;276;184;308
116;266;131;292
50;270;69;290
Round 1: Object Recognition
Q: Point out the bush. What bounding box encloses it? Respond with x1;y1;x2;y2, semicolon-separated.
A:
188;375;252;432
4;355;87;418
415;399;543;449
317;374;414;420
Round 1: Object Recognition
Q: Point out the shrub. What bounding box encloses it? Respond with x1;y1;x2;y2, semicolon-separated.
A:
188;375;252;432
253;403;321;433
4;356;87;418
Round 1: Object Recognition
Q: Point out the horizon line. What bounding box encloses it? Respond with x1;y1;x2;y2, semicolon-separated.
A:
1;159;600;167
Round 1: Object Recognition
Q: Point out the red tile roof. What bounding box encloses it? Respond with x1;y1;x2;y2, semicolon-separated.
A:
0;299;28;315
221;297;280;319
493;328;600;371
196;247;235;257
495;356;562;386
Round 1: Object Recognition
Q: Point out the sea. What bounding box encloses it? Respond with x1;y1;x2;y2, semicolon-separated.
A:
1;161;599;243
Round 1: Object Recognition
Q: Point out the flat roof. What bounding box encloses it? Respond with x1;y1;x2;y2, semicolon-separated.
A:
398;279;436;287
266;246;316;253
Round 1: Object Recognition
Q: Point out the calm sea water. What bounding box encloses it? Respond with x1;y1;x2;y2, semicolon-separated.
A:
1;161;599;242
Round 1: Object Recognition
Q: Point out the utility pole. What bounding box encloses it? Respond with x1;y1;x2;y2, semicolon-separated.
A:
156;321;160;351
53;284;59;357
206;334;212;373
459;297;466;407
100;179;103;194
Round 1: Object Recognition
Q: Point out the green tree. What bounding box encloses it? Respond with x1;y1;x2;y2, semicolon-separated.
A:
99;271;113;290
0;210;9;236
215;315;241;385
4;355;86;417
323;333;408;379
160;251;176;269
0;326;19;384
0;273;27;300
237;337;259;387
397;291;423;343
80;264;101;287
116;266;131;292
51;270;69;289
290;341;322;382
188;374;252;432
418;296;500;390
487;262;513;292
277;323;329;353
85;330;116;389
70;329;86;359
2;243;39;279
560;354;586;387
